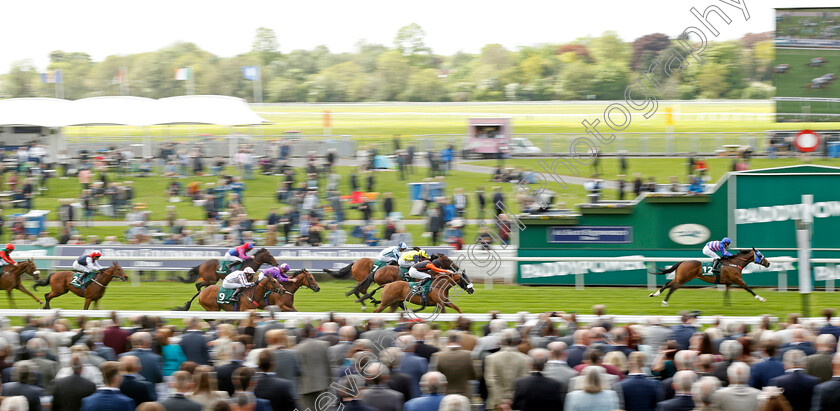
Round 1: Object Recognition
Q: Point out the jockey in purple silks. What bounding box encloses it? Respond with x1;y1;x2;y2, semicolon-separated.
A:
260;263;293;283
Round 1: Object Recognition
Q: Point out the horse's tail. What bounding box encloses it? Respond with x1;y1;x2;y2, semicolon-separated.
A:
356;285;385;303
33;273;54;290
325;263;353;279
172;291;201;311
347;268;376;297
652;261;683;275
180;265;201;283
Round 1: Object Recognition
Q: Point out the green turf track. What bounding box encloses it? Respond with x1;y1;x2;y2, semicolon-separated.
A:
11;280;840;319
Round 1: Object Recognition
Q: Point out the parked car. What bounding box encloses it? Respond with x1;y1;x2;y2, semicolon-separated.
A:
509;138;542;155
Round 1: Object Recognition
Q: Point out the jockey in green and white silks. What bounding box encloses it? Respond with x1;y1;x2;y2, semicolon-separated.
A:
222;267;256;299
370;242;408;276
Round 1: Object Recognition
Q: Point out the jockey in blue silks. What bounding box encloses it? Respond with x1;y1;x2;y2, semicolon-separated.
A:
703;237;732;274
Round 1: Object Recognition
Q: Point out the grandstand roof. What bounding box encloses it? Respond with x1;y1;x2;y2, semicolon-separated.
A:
0;95;268;127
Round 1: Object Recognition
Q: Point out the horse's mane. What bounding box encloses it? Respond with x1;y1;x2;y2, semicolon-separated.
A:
736;249;753;255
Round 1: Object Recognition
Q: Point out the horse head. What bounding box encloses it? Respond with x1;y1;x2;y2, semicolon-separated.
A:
16;259;40;281
752;248;770;268
255;248;279;267
297;269;320;293
107;262;129;282
457;270;475;295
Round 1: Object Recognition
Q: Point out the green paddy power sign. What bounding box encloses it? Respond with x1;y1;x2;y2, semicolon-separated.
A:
517;165;840;286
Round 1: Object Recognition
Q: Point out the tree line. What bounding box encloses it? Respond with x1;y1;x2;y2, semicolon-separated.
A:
0;25;775;102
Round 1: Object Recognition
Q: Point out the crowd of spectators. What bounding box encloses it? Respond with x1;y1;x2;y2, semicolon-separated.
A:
0;306;836;410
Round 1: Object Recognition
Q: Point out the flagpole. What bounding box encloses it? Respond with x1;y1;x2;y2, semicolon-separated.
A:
188;67;195;96
255;66;263;104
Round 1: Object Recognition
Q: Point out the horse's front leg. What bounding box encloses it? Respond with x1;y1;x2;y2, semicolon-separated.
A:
6;290;14;309
16;285;42;305
723;284;730;306
83;298;92;310
732;277;766;302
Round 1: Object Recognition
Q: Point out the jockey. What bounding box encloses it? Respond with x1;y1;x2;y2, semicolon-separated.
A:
370;242;408;276
261;263;293;283
0;244;16;268
222;266;256;299
703;237;732;274
222;242;254;272
407;258;452;295
72;250;104;283
399;247;429;276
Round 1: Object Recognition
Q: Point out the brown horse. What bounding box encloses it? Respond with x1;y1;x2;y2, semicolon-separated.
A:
649;248;771;307
368;270;474;313
35;262;128;310
352;254;459;307
180;248;279;291
0;260;42;307
195;275;284;312
263;269;321;312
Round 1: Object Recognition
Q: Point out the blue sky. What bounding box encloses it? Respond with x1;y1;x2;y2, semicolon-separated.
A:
1;0;836;71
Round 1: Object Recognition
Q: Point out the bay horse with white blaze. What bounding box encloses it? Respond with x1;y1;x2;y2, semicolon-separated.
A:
649;248;770;306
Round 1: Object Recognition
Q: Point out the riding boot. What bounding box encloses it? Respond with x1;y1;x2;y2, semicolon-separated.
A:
712;259;721;274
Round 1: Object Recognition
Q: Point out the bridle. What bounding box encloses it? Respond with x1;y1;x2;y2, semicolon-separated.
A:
91;265;127;288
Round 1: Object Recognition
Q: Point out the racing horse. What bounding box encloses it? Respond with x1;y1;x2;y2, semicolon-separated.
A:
194;275;285;312
180;248;278;292
342;254;458;308
0;260;43;307
263;269;321;312
367;270;475;313
649;248;770;307
35;262;128;310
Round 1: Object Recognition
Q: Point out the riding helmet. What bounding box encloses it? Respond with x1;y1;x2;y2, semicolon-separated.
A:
90;250;101;257
4;244;13;251
398;242;408;251
279;263;290;272
243;267;255;274
722;237;731;244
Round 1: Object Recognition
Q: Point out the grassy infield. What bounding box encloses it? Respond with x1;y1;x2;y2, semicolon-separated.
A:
6;101;840;315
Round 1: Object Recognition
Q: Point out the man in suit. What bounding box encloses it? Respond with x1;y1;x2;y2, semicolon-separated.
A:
712;362;760;411
335;374;377;411
330;326;357;369
361;318;396;356
267;329;302;397
713;340;742;387
655;370;697;411
404;372;446;411
179;317;210;365
52;354;97;411
429;331;475;397
81;361;135;411
691;376;721;410
381;347;415;402
294;324;332;411
254;350;298;411
253;306;284;349
543;341;578;388
118;331;163;385
412;324;439;362
396;335;429;399
750;335;785;389
2;363;43;411
230;367;273;411
102;314;131;356
661;350;698;400
484;329;531;410
215;341;246;396
643;317;673;357
819;309;840;340
620;351;661;411
118;355;157;406
512;349;564;411
565;330;589;368
806;333;836;382
610;327;635;357
454;318;477;351
811;353;840;411
16;337;60;395
669;312;698;351
769;349;820;411
781;328;816;356
320;322;341;346
160;370;201;411
360;362;404;411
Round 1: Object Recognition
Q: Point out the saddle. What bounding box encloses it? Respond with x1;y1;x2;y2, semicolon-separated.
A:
217;286;244;304
70;271;96;288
